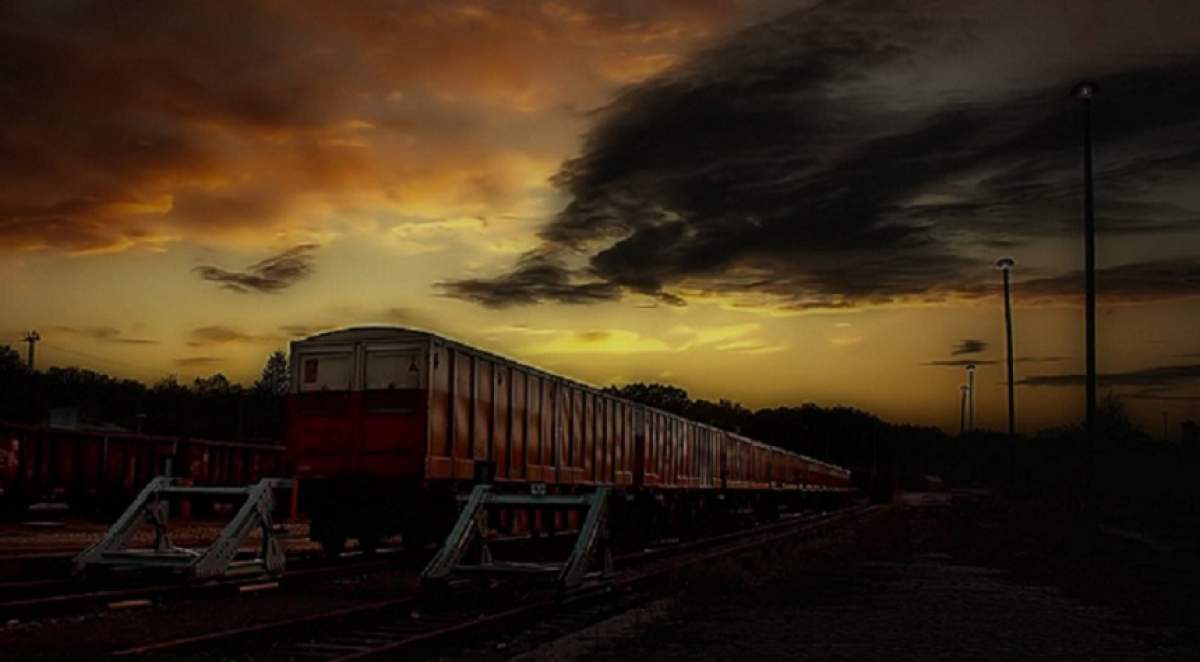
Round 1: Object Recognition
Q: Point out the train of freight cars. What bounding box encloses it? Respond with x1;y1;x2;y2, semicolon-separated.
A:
288;326;852;556
0;420;287;513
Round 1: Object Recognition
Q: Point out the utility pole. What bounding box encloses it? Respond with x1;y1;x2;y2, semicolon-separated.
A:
1072;81;1098;438
997;257;1018;487
1072;80;1099;520
23;330;40;370
997;258;1017;436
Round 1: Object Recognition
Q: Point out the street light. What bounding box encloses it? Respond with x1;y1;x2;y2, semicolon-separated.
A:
966;363;977;432
959;385;969;436
1071;81;1099;442
23;329;40;370
1072;80;1099;518
996;257;1016;436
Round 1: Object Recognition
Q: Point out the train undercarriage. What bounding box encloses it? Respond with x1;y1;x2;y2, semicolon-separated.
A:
301;477;854;560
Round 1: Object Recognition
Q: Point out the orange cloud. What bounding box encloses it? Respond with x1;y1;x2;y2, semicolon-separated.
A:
0;1;751;255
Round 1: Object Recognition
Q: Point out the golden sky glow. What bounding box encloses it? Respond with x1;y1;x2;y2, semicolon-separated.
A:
4;1;1200;435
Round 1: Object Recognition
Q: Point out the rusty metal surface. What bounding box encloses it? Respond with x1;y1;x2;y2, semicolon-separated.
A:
0;421;286;511
288;327;851;493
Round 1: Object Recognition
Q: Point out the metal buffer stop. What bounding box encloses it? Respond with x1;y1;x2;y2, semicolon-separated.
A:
421;485;613;592
73;476;292;580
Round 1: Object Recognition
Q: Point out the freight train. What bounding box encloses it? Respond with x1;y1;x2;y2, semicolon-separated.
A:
287;326;852;556
0;421;286;514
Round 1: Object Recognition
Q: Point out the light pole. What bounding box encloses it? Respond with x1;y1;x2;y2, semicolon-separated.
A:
1071;81;1098;442
966;363;977;432
23;330;40;370
997;258;1016;436
1072;80;1099;518
1162;411;1169;442
959;385;969;436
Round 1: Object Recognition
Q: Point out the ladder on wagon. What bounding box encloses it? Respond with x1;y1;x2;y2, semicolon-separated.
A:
420;485;612;593
73;476;292;580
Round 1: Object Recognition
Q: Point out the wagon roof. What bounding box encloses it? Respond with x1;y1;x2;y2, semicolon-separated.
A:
292;325;436;343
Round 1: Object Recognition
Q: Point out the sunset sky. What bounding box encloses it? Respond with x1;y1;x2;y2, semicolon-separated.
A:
4;1;1200;435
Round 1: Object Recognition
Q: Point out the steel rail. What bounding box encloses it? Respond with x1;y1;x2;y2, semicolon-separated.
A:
329;505;882;662
0;545;412;621
112;504;880;660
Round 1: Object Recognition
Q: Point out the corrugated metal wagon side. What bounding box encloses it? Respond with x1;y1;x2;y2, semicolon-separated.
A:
0;420;285;514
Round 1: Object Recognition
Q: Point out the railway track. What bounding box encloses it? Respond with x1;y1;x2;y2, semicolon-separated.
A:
0;518;747;622
0;545;415;622
0;550;79;585
113;503;882;660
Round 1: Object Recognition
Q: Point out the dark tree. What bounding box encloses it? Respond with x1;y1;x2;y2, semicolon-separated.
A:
603;382;692;415
255;350;290;396
0;345;36;421
193;373;234;395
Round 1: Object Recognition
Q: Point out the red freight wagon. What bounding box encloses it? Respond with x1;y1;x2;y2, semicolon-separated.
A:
287;327;852;555
0;421;286;513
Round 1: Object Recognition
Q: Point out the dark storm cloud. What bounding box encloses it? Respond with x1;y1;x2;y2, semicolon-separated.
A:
0;1;753;254
924;355;1065;367
0;2;337;252
437;251;620;307
444;0;1200;308
1018;363;1200;388
194;244;317;294
924;359;998;367
1016;356;1068;364
1014;258;1200;303
951;339;987;356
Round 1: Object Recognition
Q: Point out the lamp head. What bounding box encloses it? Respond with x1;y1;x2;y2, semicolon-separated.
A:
966;363;977;373
995;257;1015;271
1071;81;1099;99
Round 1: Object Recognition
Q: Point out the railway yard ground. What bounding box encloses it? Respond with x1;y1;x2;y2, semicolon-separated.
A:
1;492;1197;660
518;491;1200;662
0;518;316;557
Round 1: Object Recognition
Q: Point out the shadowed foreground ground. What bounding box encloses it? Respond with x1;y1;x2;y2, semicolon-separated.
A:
522;493;1198;661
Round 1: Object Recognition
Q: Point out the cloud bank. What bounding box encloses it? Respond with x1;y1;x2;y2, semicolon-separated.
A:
442;0;1200;309
0;1;746;254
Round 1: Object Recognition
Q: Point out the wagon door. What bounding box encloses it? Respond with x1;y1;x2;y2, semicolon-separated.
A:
289;345;356;477
359;341;428;479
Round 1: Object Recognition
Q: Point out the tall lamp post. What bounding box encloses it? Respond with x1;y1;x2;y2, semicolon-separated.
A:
1071;81;1099;442
1072;80;1099;517
959;385;969;436
23;329;40;370
997;258;1016;436
966;363;977;432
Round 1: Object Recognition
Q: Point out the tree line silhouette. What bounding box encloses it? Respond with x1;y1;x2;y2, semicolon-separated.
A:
2;346;1195;521
604;382;1200;523
0;346;288;443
